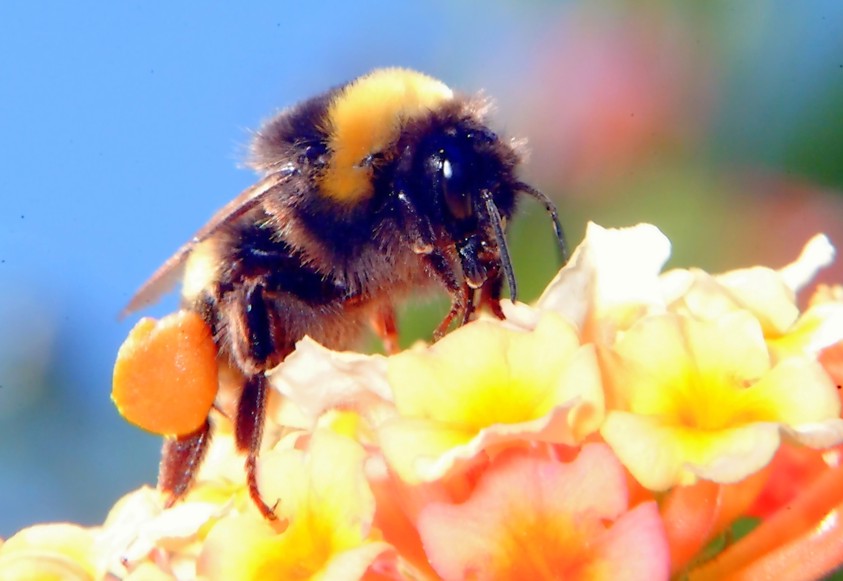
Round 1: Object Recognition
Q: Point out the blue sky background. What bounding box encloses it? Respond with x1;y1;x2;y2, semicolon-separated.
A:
2;1;842;536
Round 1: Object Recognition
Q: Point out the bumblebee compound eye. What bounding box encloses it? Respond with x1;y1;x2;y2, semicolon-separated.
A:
441;157;472;220
429;143;473;221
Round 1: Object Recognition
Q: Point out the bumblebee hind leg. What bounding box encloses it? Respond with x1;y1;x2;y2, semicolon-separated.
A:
158;419;211;506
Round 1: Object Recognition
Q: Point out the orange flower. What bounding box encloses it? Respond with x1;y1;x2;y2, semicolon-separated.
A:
417;444;670;580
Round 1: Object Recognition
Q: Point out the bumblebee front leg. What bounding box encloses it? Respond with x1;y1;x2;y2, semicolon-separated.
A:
457;233;505;320
478;272;505;320
424;249;473;340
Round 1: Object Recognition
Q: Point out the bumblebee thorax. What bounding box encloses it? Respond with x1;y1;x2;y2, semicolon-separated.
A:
318;68;454;204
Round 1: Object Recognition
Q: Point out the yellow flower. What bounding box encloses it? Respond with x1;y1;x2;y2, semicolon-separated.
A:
661;234;843;360
767;292;843;361
0;523;97;581
198;430;390;581
532;222;671;341
600;311;843;490
660;266;799;337
378;313;604;484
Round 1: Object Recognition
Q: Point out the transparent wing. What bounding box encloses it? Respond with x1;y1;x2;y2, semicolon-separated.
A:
121;169;296;316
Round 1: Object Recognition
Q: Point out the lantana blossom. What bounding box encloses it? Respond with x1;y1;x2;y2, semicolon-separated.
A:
599;310;843;490
527;222;672;340
0;523;97;581
418;444;669;581
197;429;392;581
5;222;843;580
378;312;604;484
660;234;843;360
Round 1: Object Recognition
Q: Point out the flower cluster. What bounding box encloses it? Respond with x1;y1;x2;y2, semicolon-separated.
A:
3;223;843;580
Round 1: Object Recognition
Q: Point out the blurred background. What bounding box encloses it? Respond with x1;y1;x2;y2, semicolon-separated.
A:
2;1;842;537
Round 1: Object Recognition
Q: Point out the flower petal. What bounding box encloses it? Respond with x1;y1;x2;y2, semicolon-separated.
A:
601;412;782;490
418;444;669;581
0;524;97;581
538;222;671;334
200;431;380;580
778;233;835;293
267;337;394;426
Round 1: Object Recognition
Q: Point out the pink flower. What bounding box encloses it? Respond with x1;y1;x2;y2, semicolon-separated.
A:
417;444;669;581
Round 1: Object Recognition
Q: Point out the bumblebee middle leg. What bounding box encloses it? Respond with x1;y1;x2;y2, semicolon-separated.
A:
227;282;292;520
235;373;277;519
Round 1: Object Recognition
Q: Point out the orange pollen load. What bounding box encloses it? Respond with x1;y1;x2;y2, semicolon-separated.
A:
112;310;219;437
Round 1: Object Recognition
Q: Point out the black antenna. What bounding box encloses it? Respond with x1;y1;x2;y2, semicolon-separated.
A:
514;182;568;263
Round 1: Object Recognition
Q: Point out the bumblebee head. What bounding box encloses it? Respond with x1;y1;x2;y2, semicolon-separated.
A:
403;118;565;302
419;126;514;226
417;126;514;287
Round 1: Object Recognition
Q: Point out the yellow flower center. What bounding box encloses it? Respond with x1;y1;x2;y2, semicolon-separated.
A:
665;372;772;432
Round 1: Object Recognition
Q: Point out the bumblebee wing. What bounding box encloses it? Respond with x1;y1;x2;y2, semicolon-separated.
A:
121;169;296;316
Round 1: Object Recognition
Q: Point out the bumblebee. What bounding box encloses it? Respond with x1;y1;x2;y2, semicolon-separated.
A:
125;68;566;519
